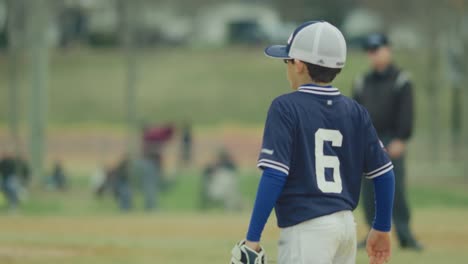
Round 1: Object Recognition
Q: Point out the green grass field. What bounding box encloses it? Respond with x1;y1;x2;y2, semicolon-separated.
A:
0;47;455;128
0;172;467;264
1;209;468;264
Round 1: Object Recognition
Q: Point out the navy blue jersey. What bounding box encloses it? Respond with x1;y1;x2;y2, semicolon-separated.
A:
257;84;393;228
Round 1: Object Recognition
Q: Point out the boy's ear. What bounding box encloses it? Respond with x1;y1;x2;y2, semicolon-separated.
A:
294;59;306;74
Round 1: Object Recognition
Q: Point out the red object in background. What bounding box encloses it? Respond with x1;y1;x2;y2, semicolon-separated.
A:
143;125;175;144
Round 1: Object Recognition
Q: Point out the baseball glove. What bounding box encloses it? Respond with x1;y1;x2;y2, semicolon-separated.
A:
230;240;267;264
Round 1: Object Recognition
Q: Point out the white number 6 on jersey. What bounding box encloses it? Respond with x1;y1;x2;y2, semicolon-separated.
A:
315;129;343;193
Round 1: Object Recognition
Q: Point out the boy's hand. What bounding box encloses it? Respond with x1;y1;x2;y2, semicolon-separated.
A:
366;229;391;264
231;240;267;264
245;240;261;252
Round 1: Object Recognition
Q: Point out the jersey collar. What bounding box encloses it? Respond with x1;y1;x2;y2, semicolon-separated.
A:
298;83;341;96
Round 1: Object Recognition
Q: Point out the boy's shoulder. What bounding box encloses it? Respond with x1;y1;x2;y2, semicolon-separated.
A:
269;91;298;108
340;94;372;124
274;90;298;100
341;93;364;108
269;88;366;114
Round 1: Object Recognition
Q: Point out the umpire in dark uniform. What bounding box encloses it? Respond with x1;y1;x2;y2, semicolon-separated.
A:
353;33;422;251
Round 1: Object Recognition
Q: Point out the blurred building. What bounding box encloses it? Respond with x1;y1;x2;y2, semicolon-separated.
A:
342;8;424;50
87;1;287;47
342;8;384;47
192;2;285;46
87;0;192;46
0;0;6;45
0;0;293;49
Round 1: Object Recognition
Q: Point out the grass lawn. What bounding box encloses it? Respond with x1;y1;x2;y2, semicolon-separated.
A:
0;47;454;129
1;209;468;264
0;171;467;263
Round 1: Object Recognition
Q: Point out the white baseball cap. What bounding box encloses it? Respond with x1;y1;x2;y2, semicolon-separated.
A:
265;21;347;69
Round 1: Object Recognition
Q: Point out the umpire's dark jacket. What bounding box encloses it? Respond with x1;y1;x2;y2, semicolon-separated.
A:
353;64;413;140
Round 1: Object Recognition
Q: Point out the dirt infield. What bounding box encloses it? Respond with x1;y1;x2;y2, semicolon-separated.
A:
0;208;467;264
0;125;464;181
0;126;263;173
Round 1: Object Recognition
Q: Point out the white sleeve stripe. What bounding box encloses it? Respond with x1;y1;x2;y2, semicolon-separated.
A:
257;162;289;175
365;163;392;178
364;164;393;178
366;165;394;179
364;162;392;176
257;159;290;170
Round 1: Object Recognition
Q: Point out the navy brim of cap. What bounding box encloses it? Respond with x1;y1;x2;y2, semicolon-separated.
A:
264;45;290;59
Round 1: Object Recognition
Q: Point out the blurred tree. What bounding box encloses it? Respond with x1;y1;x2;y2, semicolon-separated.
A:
457;1;468;176
27;0;50;180
155;0;220;12
445;1;466;160
273;0;357;25
118;0;140;177
6;0;25;163
419;1;443;163
357;0;412;23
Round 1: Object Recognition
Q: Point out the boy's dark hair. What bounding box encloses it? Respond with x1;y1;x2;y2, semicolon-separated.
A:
305;62;341;83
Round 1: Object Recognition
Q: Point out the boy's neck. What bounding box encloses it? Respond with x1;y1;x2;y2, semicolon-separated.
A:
309;81;331;86
296;80;331;89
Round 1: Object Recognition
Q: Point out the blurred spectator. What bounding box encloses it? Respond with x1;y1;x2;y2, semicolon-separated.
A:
48;161;68;191
94;157;133;211
180;121;193;167
0;154;30;210
95;124;175;212
112;158;133;211
135;149;161;211
142;124;175;143
201;148;241;211
139;124;174;211
353;33;421;250
142;124;175;183
91;164;107;196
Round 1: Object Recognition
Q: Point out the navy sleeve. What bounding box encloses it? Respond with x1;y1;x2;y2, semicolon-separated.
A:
362;108;393;179
372;169;395;232
257;99;294;175
246;168;287;242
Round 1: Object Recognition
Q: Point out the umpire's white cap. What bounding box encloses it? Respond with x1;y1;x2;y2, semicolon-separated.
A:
265;21;347;69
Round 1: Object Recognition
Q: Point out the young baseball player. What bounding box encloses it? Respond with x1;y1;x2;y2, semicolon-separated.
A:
230;21;395;264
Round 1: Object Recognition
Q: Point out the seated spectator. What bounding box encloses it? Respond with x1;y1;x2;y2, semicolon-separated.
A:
0;153;30;210
48;161;68;191
201;149;242;211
